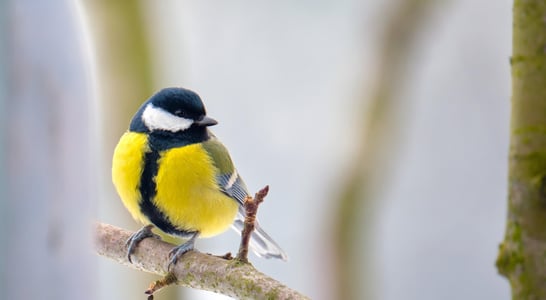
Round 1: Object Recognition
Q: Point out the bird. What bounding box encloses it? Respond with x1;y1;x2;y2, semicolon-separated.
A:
112;87;287;269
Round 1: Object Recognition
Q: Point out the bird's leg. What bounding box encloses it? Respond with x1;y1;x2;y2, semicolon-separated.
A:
167;232;199;270
126;224;161;263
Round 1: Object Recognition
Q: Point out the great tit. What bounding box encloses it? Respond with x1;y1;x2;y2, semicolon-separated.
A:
112;87;287;268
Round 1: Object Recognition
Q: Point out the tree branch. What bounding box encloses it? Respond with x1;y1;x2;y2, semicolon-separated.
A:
236;185;269;263
496;0;546;298
95;222;308;299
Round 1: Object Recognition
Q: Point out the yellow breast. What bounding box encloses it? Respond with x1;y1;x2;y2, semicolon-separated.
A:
112;132;150;225
112;131;238;238
154;143;238;237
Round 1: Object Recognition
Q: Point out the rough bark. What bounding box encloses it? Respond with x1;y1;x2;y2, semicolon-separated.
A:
496;1;546;299
95;223;308;300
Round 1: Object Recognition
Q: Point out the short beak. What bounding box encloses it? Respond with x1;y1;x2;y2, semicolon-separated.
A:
195;115;218;127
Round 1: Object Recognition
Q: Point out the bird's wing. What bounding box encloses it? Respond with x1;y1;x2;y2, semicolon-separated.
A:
216;171;249;205
202;136;288;261
201;136;249;205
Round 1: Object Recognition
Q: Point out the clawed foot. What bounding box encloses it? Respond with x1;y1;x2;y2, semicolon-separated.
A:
126;224;161;263
167;232;198;270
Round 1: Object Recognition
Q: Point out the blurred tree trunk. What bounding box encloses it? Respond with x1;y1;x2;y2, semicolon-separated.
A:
0;1;6;292
496;1;546;299
80;1;182;299
333;1;437;299
2;1;96;299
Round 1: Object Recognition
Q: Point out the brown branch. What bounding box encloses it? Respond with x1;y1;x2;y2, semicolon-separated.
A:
95;222;308;299
236;185;269;263
145;272;178;299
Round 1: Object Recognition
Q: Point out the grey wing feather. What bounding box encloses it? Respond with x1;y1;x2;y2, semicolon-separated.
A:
217;171;249;205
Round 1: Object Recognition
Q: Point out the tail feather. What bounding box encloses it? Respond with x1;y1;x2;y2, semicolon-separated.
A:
231;207;288;261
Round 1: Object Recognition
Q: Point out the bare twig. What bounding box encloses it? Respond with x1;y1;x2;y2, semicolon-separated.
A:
95;222;308;299
236;185;269;263
145;272;177;298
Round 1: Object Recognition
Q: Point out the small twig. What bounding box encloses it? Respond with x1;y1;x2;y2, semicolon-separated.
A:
145;272;178;299
236;185;269;263
215;252;233;260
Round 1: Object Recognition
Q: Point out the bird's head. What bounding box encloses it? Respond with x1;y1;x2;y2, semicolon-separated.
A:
130;87;218;134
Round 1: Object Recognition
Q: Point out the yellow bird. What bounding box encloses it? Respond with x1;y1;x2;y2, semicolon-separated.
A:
112;87;287;268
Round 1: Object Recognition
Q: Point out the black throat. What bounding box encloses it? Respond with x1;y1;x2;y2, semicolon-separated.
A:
147;126;210;151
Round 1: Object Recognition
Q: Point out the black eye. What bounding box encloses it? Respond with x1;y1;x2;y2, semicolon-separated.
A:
174;109;189;118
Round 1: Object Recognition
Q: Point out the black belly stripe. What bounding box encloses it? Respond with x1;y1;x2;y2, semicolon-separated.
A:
139;148;195;237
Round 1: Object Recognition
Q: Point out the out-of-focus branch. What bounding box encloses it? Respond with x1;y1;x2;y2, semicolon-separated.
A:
334;1;439;299
496;0;546;298
95;223;308;300
81;2;168;298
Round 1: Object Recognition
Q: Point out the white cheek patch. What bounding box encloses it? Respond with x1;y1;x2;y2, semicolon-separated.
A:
141;103;194;132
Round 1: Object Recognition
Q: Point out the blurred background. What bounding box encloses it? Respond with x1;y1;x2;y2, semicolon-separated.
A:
2;0;512;299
